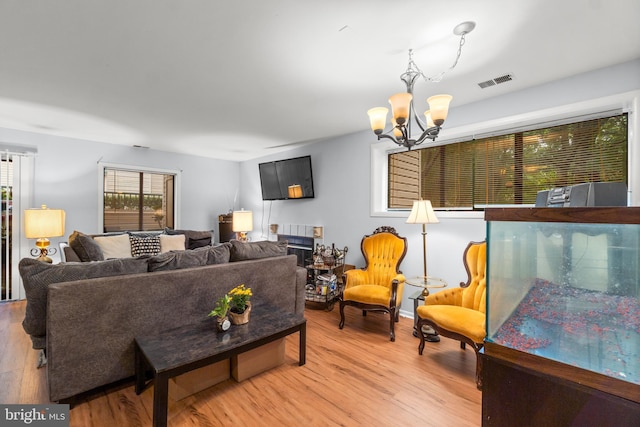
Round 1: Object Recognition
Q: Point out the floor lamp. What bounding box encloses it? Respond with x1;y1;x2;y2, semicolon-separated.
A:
406;200;439;295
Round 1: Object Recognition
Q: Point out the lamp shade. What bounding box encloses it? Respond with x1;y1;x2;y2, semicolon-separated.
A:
423;110;435;128
388;92;413;126
288;184;303;198
367;107;389;135
232;210;253;232
426;94;453;126
406;200;439;225
24;205;65;238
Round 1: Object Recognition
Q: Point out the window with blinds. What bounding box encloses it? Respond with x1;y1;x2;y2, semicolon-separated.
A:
103;168;175;232
388;113;628;209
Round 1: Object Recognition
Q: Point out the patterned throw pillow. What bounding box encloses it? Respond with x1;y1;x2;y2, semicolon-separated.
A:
129;235;161;257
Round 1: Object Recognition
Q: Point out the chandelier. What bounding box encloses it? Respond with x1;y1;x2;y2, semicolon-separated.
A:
367;21;475;150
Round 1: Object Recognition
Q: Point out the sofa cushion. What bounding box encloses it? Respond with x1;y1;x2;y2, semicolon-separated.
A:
68;231;104;262
148;246;209;272
208;243;231;264
94;234;132;259
147;244;231;272
129;235;161;257
164;228;212;250
159;234;186;253
229;239;288;262
19;257;149;349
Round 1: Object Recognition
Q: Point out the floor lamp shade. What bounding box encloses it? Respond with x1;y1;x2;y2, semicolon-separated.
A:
406;200;438;286
406;200;439;225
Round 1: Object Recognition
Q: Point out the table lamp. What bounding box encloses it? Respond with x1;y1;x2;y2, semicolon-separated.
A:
406;200;439;292
24;204;66;263
232;209;253;242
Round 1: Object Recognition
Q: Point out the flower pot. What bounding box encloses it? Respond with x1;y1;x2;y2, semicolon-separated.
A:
229;302;252;325
215;316;231;332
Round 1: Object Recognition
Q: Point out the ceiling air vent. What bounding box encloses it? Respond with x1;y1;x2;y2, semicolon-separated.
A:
478;74;514;89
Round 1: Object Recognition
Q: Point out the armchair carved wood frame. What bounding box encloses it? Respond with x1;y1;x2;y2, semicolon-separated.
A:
416;240;486;389
338;226;408;342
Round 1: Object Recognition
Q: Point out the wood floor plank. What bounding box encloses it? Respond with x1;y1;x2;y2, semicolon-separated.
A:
1;300;482;426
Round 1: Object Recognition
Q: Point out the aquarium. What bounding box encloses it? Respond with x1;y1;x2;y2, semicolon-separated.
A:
486;208;640;387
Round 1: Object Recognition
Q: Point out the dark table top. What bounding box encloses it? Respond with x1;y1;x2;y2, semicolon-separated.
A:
135;303;306;374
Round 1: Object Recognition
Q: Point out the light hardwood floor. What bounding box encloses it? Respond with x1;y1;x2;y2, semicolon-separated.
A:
1;300;481;426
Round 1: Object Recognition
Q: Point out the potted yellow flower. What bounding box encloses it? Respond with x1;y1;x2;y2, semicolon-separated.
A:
228;284;253;325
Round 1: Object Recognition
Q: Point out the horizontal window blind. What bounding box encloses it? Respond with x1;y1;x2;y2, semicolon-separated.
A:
389;113;628;209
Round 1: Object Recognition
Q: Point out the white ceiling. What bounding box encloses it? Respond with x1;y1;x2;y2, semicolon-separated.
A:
1;0;639;161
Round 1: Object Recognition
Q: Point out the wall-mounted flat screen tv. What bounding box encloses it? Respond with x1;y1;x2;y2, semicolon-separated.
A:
258;155;315;200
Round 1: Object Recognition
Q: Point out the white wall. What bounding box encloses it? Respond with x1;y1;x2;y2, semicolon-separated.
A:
241;59;640;318
0;128;240;262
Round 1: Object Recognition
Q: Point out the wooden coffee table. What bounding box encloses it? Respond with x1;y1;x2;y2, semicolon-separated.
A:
134;303;306;427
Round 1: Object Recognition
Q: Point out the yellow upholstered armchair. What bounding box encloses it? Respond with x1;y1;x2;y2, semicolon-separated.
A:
416;240;486;389
339;226;407;341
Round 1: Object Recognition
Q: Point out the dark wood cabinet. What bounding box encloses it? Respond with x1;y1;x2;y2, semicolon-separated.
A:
482;342;640;426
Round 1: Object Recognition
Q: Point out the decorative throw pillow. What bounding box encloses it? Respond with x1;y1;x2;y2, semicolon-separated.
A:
94;234;132;259
164;228;213;250
229;239;288;262
19;257;149;349
68;230;104;262
159;234;186;253
130;235;161;257
187;236;211;249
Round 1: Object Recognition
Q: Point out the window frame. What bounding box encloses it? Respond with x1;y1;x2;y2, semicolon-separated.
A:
371;90;640;219
98;162;181;232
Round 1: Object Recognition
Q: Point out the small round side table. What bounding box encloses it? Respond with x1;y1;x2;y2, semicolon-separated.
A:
406;276;447;342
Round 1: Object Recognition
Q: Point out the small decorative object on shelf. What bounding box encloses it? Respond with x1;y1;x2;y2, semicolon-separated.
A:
228;284;253;325
208;294;231;332
313;243;325;268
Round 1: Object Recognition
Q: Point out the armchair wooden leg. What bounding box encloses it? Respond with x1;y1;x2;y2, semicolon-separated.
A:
417;319;426;355
389;308;396;342
474;349;483;390
338;301;346;329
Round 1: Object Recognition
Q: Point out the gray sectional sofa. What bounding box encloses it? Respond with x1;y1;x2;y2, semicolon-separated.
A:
19;237;306;403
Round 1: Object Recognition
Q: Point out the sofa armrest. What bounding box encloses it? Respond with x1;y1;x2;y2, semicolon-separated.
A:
59;242;81;263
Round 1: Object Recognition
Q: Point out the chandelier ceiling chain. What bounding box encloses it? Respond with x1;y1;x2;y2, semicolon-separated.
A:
367;21;475;151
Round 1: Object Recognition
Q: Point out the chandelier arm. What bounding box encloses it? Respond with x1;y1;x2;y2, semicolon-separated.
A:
377;133;398;143
412;103;426;132
413;126;442;146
